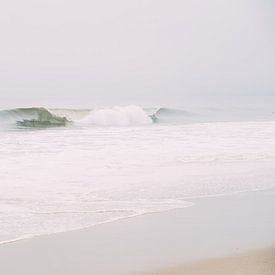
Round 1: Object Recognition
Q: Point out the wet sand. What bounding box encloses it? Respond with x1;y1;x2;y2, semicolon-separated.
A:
0;190;274;275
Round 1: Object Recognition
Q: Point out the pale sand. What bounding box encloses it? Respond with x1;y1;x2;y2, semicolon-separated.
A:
142;247;275;275
0;190;274;274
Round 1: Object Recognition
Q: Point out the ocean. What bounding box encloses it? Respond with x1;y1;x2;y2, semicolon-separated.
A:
0;105;275;244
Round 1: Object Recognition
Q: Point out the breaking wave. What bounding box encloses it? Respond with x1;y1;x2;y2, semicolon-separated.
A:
0;107;70;128
147;107;194;123
0;106;193;128
80;106;152;126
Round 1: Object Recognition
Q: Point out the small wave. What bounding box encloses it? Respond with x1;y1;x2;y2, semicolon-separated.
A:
31;209;135;215
148;107;195;123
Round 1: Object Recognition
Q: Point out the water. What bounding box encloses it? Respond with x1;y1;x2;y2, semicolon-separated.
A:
0;106;275;244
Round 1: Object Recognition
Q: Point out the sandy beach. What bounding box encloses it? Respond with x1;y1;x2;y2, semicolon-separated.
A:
143;246;275;275
0;189;274;275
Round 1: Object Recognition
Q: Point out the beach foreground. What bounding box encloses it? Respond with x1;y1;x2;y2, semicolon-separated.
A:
142;246;275;275
0;190;274;275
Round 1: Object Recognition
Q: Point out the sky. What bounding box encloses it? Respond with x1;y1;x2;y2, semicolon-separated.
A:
0;0;274;107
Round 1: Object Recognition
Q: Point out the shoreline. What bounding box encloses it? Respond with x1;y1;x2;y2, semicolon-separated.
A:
0;188;270;247
0;202;194;247
0;189;274;274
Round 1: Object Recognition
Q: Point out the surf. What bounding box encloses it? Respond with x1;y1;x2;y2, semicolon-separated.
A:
0;106;193;128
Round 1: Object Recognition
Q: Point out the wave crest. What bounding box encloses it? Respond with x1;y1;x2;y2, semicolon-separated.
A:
0;107;69;128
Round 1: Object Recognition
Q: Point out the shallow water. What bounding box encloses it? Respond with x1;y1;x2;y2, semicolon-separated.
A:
0;120;275;243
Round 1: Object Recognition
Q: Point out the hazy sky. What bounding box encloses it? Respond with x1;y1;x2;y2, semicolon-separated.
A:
0;0;274;107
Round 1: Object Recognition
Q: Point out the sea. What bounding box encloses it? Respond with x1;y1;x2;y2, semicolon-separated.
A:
0;102;275;244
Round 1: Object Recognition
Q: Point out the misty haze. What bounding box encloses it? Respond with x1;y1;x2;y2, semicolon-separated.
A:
0;1;274;275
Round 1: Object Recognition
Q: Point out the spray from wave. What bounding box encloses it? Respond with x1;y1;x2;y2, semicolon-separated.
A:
0;106;193;128
80;106;152;126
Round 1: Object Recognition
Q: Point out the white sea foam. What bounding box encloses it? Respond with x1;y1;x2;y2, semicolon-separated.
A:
79;105;153;126
0;109;275;244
